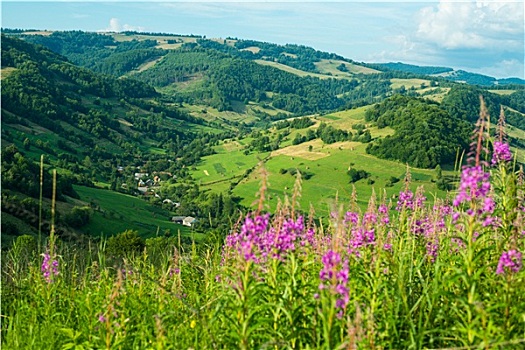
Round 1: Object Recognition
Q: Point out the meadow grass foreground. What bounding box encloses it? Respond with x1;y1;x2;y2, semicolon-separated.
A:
2;103;525;349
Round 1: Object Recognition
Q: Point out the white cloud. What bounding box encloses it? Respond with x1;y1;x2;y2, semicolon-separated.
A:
416;0;524;50
476;59;524;79
101;17;145;32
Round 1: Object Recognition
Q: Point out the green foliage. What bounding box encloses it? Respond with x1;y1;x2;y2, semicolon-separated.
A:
316;122;353;144
336;63;348;72
347;168;370;183
105;229;145;259
64;206;92;228
274;117;315;130
365;95;470;168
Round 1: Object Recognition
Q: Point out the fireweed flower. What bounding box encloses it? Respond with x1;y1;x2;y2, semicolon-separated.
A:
492;141;512;165
344;211;359;226
318;250;349;318
453;166;491;207
378;204;390;225
396;190;414;211
223;214;310;264
496;250;523;275
414;186;427;210
41;252;59;283
426;240;439;263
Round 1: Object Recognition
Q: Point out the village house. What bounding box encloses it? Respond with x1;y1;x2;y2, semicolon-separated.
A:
182;216;196;227
171;216;197;227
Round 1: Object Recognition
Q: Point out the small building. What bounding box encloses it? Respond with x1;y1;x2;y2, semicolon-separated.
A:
183;216;197;227
171;216;185;224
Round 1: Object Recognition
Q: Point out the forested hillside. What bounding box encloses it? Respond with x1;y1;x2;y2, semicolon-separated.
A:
1;35;243;245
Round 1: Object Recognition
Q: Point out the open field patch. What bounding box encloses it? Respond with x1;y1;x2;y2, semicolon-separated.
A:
254;60;331;79
213;163;227;174
1;67;17;79
489;89;517;95
315;59;381;76
221;140;244;152
240;46;261;54
130;56;165;74
423;87;451;102
390;78;431;90
192;149;270;186
156;43;183;50
117;118;133;127
234;145;450;215
271;140;329;161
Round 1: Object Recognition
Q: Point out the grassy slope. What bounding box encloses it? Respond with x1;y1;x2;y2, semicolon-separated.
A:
315;59;381;76
191;105;450;215
73;185;195;239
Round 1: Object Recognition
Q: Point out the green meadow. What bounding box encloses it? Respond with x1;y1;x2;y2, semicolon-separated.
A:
233;142;448;216
73;185;194;239
191;105;449;215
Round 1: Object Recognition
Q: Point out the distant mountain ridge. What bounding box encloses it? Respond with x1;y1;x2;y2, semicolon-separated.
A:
373;62;525;86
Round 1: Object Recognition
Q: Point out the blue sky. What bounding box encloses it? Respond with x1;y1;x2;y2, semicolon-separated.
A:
2;1;524;78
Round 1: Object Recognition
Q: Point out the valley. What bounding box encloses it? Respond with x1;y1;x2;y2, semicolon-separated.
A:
1;29;524;247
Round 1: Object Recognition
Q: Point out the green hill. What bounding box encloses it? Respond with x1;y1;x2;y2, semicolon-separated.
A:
2;30;525;248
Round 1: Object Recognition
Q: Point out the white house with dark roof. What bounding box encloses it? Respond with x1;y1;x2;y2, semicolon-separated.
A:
182;216;196;227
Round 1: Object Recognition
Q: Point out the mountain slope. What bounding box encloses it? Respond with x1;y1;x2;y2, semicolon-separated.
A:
373;62;525;86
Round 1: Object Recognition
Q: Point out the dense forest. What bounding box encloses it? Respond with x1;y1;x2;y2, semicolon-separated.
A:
365;95;471;168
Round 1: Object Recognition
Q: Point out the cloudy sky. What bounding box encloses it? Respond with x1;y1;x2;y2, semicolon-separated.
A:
2;1;524;78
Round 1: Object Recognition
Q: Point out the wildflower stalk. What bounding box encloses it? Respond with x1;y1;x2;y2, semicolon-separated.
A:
238;260;253;350
50;169;57;257
38;154;44;253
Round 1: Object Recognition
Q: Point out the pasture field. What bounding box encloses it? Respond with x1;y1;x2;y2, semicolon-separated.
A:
489;89;517;95
196;105;433;214
73;185;193;239
191;146;270;187
390;78;431;90
319;106;395;138
254;59;333;79
233;142;447;215
422;87;452;102
314;59;381;75
240;46;261;54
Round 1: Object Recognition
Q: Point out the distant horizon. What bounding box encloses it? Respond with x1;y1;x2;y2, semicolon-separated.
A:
2;1;523;79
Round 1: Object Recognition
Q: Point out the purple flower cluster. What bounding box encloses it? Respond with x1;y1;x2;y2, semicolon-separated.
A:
344;211;359;226
396;190;414;211
41;252;59;283
496;250;523;275
426;240;439;263
319;250;349;318
224;214;312;264
453;166;491;207
415;187;427;209
492;141;512;165
378;204;390;225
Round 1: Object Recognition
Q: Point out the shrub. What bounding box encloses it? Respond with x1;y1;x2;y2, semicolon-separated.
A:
105;229;144;259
